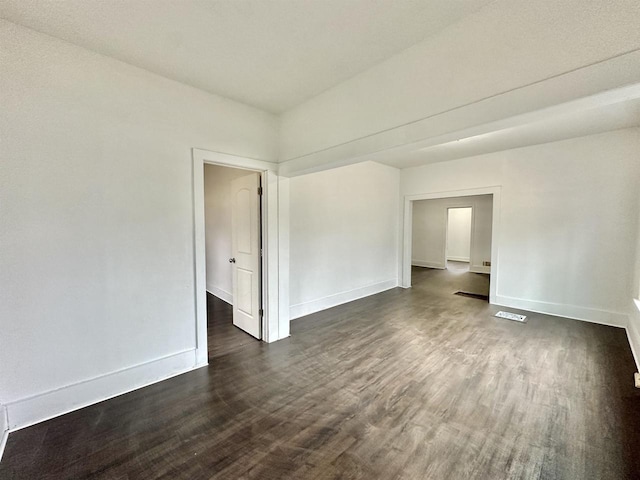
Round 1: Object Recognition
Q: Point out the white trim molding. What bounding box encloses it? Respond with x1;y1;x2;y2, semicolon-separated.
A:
0;403;8;462
206;287;232;305
446;256;470;263
627;302;640;371
290;279;398;320
627;321;640;372
412;261;445;269
192;148;290;356
5;349;202;433
495;295;629;329
192;148;278;172
470;266;491;274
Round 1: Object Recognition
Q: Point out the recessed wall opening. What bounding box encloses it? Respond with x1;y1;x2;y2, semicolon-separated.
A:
408;193;495;302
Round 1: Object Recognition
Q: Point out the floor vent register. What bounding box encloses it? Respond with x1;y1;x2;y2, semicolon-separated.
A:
494;311;527;323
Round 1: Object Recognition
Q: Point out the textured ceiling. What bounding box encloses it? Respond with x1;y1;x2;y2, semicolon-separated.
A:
0;0;494;113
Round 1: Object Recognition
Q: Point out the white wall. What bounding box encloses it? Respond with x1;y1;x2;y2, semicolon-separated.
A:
0;20;278;430
471;195;494;274
412;200;445;269
412;196;492;272
204;165;253;303
280;0;640;169
289;161;399;319
447;208;472;262
403;128;640;327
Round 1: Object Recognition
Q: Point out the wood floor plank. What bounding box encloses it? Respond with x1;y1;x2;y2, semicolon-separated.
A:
1;266;639;479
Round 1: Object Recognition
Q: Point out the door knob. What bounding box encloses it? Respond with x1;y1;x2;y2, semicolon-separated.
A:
229;258;236;263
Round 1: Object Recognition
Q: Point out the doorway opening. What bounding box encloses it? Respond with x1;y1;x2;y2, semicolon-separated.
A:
408;194;494;301
446;206;473;274
192;148;288;366
203;164;263;360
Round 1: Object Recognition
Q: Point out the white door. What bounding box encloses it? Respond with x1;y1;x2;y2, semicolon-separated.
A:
230;172;261;339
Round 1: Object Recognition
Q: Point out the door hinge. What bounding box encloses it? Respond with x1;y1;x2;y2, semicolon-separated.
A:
258;187;263;196
259;308;264;317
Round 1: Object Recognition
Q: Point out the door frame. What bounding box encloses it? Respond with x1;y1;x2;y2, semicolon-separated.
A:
191;148;289;366
401;186;501;304
444;205;474;265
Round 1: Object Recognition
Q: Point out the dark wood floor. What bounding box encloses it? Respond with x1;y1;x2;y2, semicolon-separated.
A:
1;267;639;479
206;293;258;360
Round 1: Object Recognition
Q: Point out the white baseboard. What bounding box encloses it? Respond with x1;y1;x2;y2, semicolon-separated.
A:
290;279;398;320
206;286;232;304
494;295;628;328
446;256;470;263
5;348;204;432
0;404;7;462
412;261;445;269
627;304;640;371
469;265;491;274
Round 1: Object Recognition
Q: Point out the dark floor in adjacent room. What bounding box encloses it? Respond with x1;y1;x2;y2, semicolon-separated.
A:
1;267;639;479
206;293;258;360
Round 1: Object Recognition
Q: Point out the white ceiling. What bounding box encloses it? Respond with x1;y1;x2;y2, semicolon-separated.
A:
353;86;640;170
387;100;640;168
277;82;640;176
0;0;494;113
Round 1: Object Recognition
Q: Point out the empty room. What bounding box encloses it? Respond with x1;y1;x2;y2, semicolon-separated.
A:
1;1;640;479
